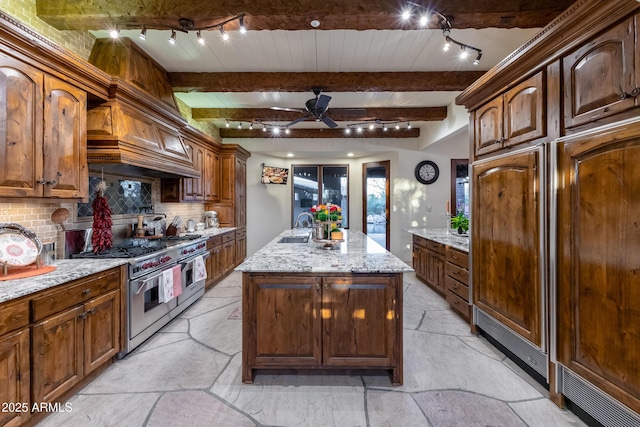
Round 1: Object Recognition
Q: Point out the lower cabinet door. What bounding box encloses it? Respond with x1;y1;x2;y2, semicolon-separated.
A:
32;305;84;403
0;328;30;427
322;276;398;367
84;290;120;376
248;276;321;366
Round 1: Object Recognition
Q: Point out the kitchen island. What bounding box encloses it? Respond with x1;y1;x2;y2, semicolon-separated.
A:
235;229;412;385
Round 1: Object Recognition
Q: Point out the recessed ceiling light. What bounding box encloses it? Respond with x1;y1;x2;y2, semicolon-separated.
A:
347;153;354;157
287;153;294;157
310;19;320;28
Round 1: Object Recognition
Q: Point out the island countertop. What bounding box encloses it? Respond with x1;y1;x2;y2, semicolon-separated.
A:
236;229;413;273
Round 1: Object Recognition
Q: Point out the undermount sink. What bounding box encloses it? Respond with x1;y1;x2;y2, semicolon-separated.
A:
278;235;310;243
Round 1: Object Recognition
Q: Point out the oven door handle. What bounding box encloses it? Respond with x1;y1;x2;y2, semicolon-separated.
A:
134;269;168;295
180;253;210;270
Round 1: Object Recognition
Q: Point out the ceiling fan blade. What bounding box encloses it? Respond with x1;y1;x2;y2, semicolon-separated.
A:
315;94;332;110
285;115;310;127
270;106;306;113
321;116;339;128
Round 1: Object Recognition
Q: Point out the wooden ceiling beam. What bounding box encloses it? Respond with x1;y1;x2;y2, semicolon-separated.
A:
36;0;573;31
220;128;420;139
170;71;485;93
192;107;447;122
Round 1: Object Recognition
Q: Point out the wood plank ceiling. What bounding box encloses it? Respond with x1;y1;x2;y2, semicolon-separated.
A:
37;0;574;141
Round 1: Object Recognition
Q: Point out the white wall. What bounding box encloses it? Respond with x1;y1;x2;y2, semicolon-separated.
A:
241;129;469;262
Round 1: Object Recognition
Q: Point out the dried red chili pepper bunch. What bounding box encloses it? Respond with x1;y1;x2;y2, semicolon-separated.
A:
91;183;113;253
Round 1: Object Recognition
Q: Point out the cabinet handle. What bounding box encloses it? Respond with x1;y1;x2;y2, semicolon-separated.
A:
315;283;321;291
324;283;329;290
79;311;88;319
82;288;91;295
38;178;46;185
632;87;640;98
46;179;56;185
89;308;96;315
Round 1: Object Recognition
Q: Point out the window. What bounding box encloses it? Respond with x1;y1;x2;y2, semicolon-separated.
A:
292;165;349;228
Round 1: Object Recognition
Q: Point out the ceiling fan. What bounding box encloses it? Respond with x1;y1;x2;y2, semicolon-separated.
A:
270;87;364;129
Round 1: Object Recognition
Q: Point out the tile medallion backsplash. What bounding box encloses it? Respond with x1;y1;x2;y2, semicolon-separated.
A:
77;176;153;217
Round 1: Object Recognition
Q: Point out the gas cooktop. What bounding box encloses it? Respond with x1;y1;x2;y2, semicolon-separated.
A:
70;243;165;259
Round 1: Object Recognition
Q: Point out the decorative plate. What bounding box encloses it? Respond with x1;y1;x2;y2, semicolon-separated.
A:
0;223;42;267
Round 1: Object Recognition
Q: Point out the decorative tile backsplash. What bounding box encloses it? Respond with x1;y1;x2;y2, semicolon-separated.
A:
77;176;153;217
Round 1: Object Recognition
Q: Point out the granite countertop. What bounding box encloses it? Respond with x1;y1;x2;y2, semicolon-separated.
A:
404;228;470;252
181;227;236;238
0;258;129;304
236;229;413;273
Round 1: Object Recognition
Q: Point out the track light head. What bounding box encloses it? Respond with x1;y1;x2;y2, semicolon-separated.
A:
109;29;119;39
220;26;229;41
473;52;482;65
197;30;205;45
169;30;177;44
138;27;146;40
239;16;246;33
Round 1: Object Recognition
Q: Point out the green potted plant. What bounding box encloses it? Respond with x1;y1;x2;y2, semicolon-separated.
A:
451;212;469;234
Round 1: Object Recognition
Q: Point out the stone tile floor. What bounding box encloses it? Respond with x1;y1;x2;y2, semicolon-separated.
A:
38;272;587;427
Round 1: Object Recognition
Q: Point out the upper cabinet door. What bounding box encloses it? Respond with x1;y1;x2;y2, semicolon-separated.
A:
504;71;546;148
0;55;44;198
42;76;87;198
474;97;504;156
563;16;638;128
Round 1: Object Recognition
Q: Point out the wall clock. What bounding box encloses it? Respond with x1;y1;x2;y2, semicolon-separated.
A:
415;160;439;184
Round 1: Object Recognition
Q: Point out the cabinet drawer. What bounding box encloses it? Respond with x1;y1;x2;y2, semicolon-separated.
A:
446;262;469;285
446;247;468;268
0;299;29;335
425;239;445;254
413;235;427;248
222;231;235;243
446;276;469;302
32;269;120;321
446;289;470;321
206;235;222;248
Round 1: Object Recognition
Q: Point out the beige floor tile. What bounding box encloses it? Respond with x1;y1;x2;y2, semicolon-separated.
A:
367;389;428;427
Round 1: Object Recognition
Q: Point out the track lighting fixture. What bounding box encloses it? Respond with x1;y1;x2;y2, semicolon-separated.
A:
404;2;482;65
105;14;246;47
224;118;417;137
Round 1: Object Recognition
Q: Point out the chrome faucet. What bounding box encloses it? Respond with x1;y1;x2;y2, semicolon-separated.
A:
294;212;315;228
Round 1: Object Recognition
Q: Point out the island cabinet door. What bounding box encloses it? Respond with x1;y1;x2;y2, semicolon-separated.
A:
321;275;400;367
245;275;322;366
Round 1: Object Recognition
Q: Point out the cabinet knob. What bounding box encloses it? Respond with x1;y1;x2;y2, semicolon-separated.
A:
632;87;640;98
89;308;96;315
82;288;91;295
618;92;631;100
79;312;88;319
47;179;56;185
315;283;321;291
324;283;329;290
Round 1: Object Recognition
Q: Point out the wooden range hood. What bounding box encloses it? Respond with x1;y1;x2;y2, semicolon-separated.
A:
86;38;201;178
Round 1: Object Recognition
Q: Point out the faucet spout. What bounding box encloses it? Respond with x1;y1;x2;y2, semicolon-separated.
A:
294;212;315;228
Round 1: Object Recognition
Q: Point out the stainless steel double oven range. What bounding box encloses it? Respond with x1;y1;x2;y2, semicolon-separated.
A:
66;230;208;357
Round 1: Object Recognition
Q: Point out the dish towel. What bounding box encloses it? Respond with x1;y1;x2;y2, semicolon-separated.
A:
172;265;183;297
194;255;207;282
161;268;175;303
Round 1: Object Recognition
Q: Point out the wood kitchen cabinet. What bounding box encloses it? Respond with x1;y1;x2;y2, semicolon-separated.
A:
161;140;219;203
0;53;87;199
205;235;223;289
235;228;247;264
31;268;121;404
0;300;30;427
243;273;402;384
220;232;236;276
557;119;640;414
412;236;445;295
206;145;250;228
472;149;541;347
474;71;546;158
563;15;640;129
